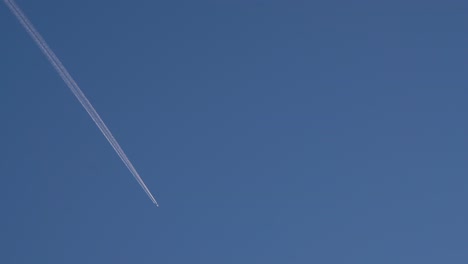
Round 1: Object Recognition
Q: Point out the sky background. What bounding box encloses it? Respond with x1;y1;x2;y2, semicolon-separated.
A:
1;0;467;263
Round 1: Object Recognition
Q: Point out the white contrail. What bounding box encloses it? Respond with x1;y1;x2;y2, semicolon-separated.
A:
4;0;159;206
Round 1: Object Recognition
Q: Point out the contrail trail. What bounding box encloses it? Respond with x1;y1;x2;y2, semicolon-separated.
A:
4;0;159;206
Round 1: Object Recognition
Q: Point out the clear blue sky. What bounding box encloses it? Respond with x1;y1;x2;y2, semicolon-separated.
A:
1;0;467;263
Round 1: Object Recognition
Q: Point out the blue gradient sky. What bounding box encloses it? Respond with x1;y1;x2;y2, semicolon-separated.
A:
1;0;467;263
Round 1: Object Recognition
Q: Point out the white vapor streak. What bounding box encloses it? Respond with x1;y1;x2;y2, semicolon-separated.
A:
4;0;159;206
